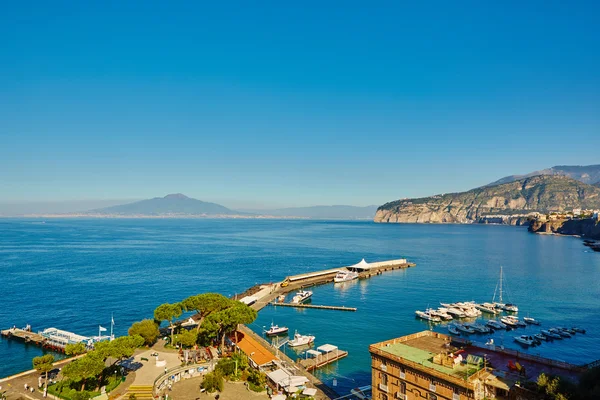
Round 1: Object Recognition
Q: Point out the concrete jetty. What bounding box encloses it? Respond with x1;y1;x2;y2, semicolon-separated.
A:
269;303;357;311
0;328;46;346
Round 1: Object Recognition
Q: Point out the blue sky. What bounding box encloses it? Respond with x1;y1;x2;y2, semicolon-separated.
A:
1;1;599;209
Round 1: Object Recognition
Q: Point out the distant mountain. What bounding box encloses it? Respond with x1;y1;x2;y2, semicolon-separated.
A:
240;205;378;219
486;164;600;187
90;194;237;216
375;175;600;224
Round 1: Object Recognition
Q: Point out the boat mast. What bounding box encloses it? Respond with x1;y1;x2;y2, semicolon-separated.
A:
499;266;503;304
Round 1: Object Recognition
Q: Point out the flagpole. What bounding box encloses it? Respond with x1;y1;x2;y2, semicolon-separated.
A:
111;314;114;340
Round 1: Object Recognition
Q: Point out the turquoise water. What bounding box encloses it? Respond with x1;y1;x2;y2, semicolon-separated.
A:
1;219;599;395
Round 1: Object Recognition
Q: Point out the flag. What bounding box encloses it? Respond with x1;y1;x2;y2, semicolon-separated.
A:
99;326;107;332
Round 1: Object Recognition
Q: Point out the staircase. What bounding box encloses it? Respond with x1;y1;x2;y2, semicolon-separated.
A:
125;385;154;399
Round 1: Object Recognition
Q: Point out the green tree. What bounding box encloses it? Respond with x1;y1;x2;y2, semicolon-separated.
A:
71;391;93;400
128;319;160;346
95;335;144;364
181;293;231;330
154;302;182;344
65;343;87;356
33;354;55;389
204;302;257;350
201;370;224;393
173;329;198;348
247;369;266;392
62;352;105;391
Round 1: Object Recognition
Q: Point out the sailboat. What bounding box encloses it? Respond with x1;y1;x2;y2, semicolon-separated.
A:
492;266;518;312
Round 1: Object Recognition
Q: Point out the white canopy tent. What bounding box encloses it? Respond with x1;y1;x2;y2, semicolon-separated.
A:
346;258;371;271
317;344;338;353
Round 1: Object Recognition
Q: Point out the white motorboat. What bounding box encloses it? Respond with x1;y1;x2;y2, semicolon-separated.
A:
265;323;289;336
514;335;535;346
523;317;541;325
291;290;313;304
334;269;359;283
455;323;475;334
288;331;315;347
429;309;453;321
415;310;441;322
500;316;518;327
541;330;562;339
445;307;466;318
486;320;507;329
447;324;460;335
475;303;499;315
463;307;481;318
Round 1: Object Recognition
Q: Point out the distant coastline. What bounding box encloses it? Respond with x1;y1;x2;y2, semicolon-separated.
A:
1;213;374;220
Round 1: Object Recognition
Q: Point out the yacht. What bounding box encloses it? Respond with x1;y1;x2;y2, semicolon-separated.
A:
415;310;441;322
523;317;541;325
500;316;518;327
492;266;519;312
541;330;562;339
475;303;498;315
445;307;466;318
265;323;289;336
486;320;507;330
557;327;576;335
514;335;536;346
291;290;313;304
534;333;547;341
429;309;453;321
447;324;460;335
455;323;476;334
288;331;315;347
334;269;359;283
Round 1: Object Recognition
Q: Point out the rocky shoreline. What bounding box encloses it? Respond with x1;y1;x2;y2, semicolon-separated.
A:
528;217;600;252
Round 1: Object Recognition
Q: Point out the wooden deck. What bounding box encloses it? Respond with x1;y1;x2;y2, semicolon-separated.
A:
299;349;349;371
270;303;357;311
1;328;46;345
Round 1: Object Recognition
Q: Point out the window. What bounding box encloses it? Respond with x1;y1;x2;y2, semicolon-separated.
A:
382;373;388;385
400;366;406;379
429;394;437;400
379;394;388;400
400;382;406;394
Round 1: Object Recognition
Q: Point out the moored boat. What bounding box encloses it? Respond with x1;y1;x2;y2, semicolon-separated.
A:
514;335;535;346
524;317;541;325
572;327;586;334
288;331;315;347
415;310;441;322
265;323;289;336
475;303;499;315
447;324;460;335
429;309;453;321
549;328;571;338
487;320;507;330
470;323;491;333
445;307;466;318
291;290;313;304
334;269;359;283
534;333;547;341
455;323;475;334
500;316;518;327
541;330;562;339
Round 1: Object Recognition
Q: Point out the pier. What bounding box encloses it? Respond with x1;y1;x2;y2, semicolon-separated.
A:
269;303;357;311
299;344;348;371
1;328;46;346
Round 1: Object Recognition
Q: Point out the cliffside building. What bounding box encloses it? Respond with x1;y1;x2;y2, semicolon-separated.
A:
369;330;582;400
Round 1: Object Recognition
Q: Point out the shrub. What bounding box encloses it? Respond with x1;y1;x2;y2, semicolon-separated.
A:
247;369;266;392
201;370;224;393
215;358;236;377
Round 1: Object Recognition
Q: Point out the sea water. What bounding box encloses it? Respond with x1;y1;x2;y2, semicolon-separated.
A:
1;219;599;395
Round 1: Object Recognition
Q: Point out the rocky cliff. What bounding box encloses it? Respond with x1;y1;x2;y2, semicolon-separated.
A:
529;218;600;240
375;175;600;224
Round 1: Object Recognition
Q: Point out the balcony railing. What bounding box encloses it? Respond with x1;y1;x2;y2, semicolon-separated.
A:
379;383;389;392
